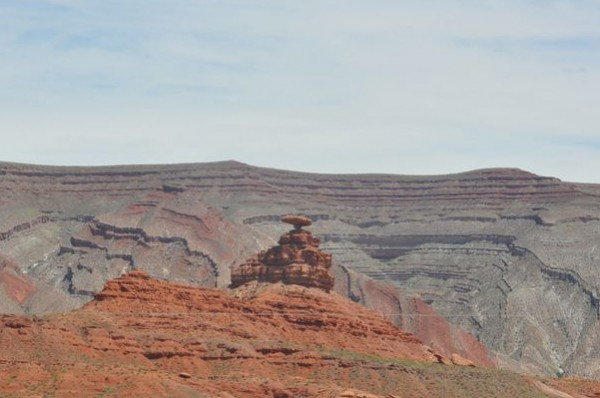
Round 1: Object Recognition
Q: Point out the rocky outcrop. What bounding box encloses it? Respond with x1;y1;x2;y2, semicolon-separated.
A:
230;216;334;291
3;160;600;378
0;271;567;398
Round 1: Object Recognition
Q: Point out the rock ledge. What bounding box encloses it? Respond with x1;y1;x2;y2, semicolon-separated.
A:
230;215;334;291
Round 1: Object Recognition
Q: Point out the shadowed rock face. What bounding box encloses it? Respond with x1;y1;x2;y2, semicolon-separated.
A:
2;160;600;377
230;216;334;291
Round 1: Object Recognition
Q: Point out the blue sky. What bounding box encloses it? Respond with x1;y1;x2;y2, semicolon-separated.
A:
1;1;599;182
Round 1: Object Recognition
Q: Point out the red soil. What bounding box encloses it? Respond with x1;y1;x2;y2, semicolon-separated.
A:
0;271;583;397
0;258;36;304
352;276;494;367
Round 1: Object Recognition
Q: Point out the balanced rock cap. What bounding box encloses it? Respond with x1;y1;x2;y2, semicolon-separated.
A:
281;215;312;228
230;214;333;291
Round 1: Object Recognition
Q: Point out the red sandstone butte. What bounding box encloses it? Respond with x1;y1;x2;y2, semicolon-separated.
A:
230;215;334;291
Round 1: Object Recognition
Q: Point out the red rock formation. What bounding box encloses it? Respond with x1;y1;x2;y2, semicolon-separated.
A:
281;214;312;229
0;256;36;306
0;271;561;398
230;216;334;291
451;353;476;367
3;160;600;377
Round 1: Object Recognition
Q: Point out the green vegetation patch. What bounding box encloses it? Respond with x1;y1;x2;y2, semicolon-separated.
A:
322;349;549;398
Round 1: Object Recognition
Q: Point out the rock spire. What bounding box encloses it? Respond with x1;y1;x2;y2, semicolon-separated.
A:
230;215;334;291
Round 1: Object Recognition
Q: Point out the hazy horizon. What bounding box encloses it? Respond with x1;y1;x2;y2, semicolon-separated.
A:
2;1;599;183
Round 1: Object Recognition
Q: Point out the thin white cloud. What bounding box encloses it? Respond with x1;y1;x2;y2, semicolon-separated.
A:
0;1;599;182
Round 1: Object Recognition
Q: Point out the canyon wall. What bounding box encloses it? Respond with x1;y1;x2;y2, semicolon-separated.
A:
1;161;600;377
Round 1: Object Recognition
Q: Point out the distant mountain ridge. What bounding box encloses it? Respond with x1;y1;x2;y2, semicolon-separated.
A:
1;161;600;378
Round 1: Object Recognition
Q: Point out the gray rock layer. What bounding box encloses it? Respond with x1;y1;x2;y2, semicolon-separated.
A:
1;161;600;377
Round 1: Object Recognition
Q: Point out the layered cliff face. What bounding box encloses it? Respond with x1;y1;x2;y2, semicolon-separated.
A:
0;271;574;398
230;215;335;291
1;161;600;378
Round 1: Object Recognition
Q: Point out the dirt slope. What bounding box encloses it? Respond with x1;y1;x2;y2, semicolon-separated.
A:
0;271;569;398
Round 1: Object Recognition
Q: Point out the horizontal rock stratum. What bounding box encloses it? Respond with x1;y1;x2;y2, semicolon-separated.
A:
230;215;335;291
1;160;600;377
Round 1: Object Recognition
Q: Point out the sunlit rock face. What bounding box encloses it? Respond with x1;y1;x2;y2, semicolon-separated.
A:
230;215;334;291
